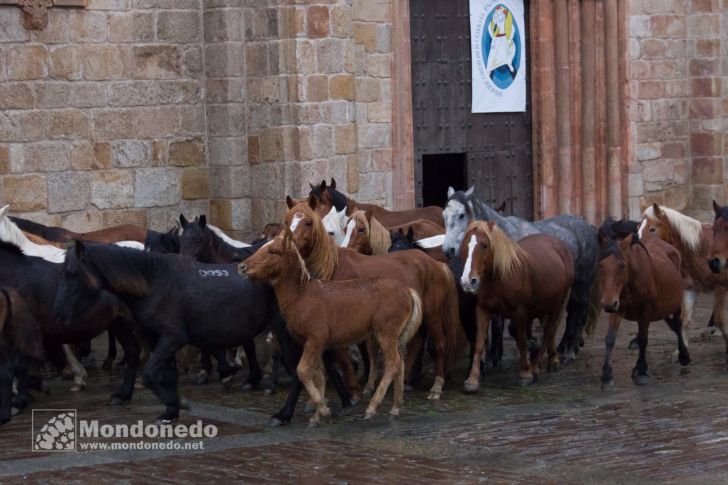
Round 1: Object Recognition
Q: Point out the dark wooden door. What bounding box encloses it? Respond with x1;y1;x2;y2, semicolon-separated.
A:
410;0;533;219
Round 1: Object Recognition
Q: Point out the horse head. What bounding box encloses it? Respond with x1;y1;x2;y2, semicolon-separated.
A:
54;241;103;326
322;206;347;245
179;215;212;261
443;186;476;259
709;200;728;273
598;234;634;313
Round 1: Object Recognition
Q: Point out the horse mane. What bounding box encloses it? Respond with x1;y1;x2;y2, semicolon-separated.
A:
290;202;338;280
468;220;525;280
351;210;390;255
643;204;703;253
208;224;250;248
284;237;311;285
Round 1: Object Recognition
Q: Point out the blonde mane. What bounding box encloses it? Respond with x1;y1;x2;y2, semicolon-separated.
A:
467;220;526;280
281;233;311;285
289;203;338;280
643;204;703;253
351;210;391;255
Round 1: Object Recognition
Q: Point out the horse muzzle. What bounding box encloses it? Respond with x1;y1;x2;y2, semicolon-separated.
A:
601;300;619;313
445;247;456;259
708;258;724;274
461;277;479;294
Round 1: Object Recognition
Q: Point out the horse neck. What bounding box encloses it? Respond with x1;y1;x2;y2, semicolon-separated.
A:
270;253;308;316
86;246;161;297
208;230;242;263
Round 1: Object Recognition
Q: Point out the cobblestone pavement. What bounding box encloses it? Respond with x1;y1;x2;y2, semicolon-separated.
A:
2;297;728;484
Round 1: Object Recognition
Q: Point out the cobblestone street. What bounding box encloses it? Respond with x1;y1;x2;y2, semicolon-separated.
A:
2;297;728;484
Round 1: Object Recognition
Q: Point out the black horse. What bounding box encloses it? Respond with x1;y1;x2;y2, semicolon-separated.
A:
388;229;505;372
179;215;263;264
0;241;140;416
55;241;353;425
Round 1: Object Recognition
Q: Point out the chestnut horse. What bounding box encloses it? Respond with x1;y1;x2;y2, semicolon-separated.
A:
460;221;574;387
307;178;444;228
11;216;148;244
240;230;422;425
639;203;728;364
598;220;687;388
285;198;460;400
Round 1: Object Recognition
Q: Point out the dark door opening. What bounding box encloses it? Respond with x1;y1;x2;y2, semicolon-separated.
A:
422;153;466;208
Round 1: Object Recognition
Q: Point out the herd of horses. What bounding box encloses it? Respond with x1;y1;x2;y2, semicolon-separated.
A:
2;177;728;427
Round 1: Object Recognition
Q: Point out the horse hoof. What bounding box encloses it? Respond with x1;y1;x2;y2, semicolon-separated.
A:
559;353;576;365
267;417;286;427
600;380;615;391
319;406;331;418
632;374;650;386
462;381;479;394
303;402;316;414
679;352;691;366
363;411;375;420
362;387;373;397
70;382;86;392
628;338;639;350
427;391;442;400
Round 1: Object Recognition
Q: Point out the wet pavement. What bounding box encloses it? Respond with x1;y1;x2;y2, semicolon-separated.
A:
2;296;728;484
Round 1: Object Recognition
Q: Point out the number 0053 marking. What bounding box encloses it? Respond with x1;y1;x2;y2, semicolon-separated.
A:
198;269;230;278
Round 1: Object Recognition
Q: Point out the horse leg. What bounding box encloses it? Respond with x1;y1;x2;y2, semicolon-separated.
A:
665;311;691;366
425;311;449;401
358;341;370;386
631;320;650;385
513;315;533;385
363;336;378;396
142;336;184;423
709;289;728;366
213;348;237;389
296;341;330;427
365;338;400;420
463;307;491;393
103;330;117;370
390;349;405;421
109;329;140;405
240;339;262;391
600;313;622;390
673;289;696;363
322;349;354;416
558;282;588;364
194;348;211;385
62;344;87;392
485;315;504;368
533;310;561;380
0;356;12;425
334;347;361;404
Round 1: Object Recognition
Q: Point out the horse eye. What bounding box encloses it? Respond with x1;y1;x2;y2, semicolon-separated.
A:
459;214;465;220
649;227;656;232
305;220;312;226
482;243;488;249
358;228;365;233
195;238;201;243
328;231;334;236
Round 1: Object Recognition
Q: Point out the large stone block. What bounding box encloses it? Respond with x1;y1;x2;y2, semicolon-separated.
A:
131;108;179;137
329;74;355;100
691;132;722;156
208;137;246;165
7;45;48;80
34;82;70;108
181;167;209;199
0;10;28;43
205;79;244;103
59;210;103;233
204;43;243;77
331;5;352;38
108;12;155;42
68;11;107;43
692;157;723;185
103;208;147;227
50;110;92;139
158;79;201;104
83;45;126;80
317;39;345;73
169;138;204;166
334;123;357;155
0;111;46;143
0;83;34;109
48;171;89;213
131;45;182;79
158;10;201;43
70;82;108;108
204;9;242;42
307;5;329;38
113;140;151;167
2;175;47;211
22;142;70;172
108;81;159;106
134;167;180;207
49;45;82;80
0;145;9;174
90;170;134;209
209;165;250;198
649;15;686;37
177;105;206;135
357;123;391;148
93;110;135;139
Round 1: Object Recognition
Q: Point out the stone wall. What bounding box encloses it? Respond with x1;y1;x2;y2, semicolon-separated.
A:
627;0;727;221
0;0;396;235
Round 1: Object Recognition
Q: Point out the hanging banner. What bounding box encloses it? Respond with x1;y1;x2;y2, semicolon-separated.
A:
469;0;527;113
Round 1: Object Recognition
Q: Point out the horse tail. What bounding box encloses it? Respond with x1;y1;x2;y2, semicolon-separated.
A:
438;262;462;369
584;270;601;337
0;287;45;361
399;288;423;347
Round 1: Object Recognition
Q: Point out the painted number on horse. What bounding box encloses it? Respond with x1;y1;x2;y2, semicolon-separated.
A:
198;269;230;278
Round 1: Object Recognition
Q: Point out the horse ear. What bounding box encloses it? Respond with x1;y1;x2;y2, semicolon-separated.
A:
307;193;317;210
619;233;633;252
496;201;506;213
713;200;722;217
396;228;404;236
286;195;295;209
652;203;665;219
179;214;189;228
0;205;8;218
447;186;455;198
199;215;206;228
330;178;336;190
320;180;327;191
487;220;496;230
465;185;475;197
406;226;414;242
364;208;374;221
309;182;316;191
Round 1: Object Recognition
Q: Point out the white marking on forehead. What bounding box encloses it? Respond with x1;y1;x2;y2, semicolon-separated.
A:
637;218;647;239
341;219;356;247
290;213;304;232
261;239;274;249
460;234;478;288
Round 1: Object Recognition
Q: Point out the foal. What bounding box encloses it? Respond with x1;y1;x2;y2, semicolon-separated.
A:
598;222;686;388
460;221;575;386
240;231;422;425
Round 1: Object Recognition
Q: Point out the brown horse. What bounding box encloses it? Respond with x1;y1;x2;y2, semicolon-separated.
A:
12;216;147;244
639;203;728;363
305;179;444;228
460;221;574;387
22;232;65;249
285;198;460;400
239;230;422;425
598;222;687;388
388;219;444;240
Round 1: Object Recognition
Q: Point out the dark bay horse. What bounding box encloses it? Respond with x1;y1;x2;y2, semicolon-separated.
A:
240;230;422;425
54;242;353;425
460;222;575;387
442;186;600;364
285;199;460;400
640;203;728;364
598;220;687;388
306;178;444;228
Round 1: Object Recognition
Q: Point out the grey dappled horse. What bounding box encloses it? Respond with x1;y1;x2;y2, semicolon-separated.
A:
442;187;600;363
